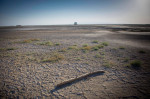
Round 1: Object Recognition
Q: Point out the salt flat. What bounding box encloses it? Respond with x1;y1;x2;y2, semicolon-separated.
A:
0;25;150;98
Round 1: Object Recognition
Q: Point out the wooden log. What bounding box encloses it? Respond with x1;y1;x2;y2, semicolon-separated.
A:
54;70;105;90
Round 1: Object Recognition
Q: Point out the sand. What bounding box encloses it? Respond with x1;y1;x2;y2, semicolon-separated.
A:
0;25;150;98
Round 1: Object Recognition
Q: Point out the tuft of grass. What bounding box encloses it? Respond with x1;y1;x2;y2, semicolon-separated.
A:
75;57;81;61
92;40;98;43
103;61;115;68
81;46;92;50
94;54;101;58
82;44;88;47
92;46;99;51
119;46;125;49
0;48;16;51
68;46;78;50
37;41;53;46
55;43;61;46
28;56;36;61
0;48;5;51
102;42;108;46
83;62;89;65
6;48;16;50
72;44;77;46
130;60;141;68
81;44;104;52
17;38;39;43
0;53;12;57
96;44;104;49
100;52;105;55
42;53;64;63
59;48;67;52
138;50;146;54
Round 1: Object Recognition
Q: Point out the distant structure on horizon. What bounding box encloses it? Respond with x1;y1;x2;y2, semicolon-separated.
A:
74;22;77;25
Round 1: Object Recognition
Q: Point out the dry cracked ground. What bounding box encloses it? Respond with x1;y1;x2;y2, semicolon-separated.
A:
0;25;150;99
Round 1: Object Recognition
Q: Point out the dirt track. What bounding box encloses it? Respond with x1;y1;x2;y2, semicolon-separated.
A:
0;25;150;98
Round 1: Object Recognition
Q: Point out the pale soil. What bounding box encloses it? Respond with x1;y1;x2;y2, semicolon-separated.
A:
0;25;150;99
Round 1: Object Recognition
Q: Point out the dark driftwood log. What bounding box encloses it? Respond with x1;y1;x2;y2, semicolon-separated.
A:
51;70;105;92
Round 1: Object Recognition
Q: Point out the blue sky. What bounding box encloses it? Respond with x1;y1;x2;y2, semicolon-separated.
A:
0;0;150;26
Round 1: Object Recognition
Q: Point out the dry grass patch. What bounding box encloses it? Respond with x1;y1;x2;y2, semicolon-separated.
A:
0;47;16;51
59;48;67;52
103;60;115;68
42;53;64;63
37;41;53;46
68;46;78;50
94;54;101;58
16;38;39;43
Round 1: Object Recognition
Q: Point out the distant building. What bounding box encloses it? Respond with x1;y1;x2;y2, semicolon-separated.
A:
74;22;77;25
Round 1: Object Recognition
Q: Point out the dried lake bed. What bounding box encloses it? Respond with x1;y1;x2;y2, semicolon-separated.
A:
0;25;150;98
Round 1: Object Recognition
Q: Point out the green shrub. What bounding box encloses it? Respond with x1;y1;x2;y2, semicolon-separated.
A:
92;46;99;51
92;40;98;43
119;46;125;49
102;42;108;46
130;60;141;68
96;44;104;48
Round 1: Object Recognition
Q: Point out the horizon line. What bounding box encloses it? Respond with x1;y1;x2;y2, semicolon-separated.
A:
0;23;150;27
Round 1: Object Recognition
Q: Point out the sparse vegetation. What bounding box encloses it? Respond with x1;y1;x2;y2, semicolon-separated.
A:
68;46;78;50
28;56;36;61
73;44;77;46
130;60;141;68
81;46;92;50
100;52;105;55
37;41;53;46
42;53;64;63
102;42;108;46
75;57;81;61
0;47;16;51
82;44;88;47
103;61;115;68
92;40;98;43
92;46;99;51
95;54;101;58
16;38;39;43
55;43;61;46
0;53;11;57
59;48;67;52
119;46;125;49
96;44;104;49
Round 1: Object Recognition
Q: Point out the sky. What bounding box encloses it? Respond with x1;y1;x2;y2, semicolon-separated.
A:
0;0;150;26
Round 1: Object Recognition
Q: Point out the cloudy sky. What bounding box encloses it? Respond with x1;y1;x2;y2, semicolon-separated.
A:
0;0;150;26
